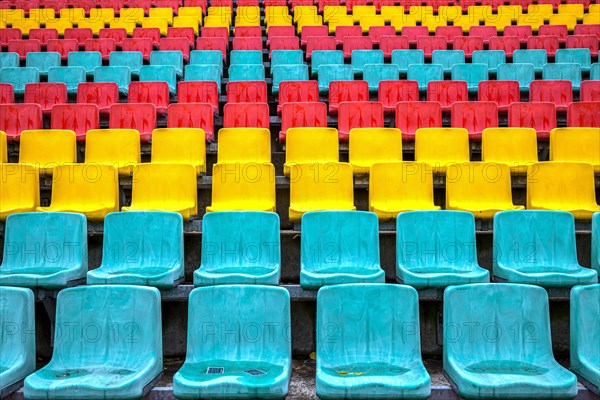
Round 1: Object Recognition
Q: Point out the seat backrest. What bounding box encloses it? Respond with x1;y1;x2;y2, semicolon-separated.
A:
509;102;557;135
178;81;219;112
151;128;206;170
49;164;119;210
349;128;402;169
478;80;520;110
139;65;177;93
23;83;67;113
228;64;266;82
279;81;319;106
378;80;419;110
481;127;538;167
451;101;498;136
432;49;465;72
51;103;100;139
227;80;267;103
68;51;102;75
391;49;424;72
446;162;514;206
94;66;132;94
530;80;573;109
328;80;369;112
285;127;339;167
338;101;384;139
0;287;35;379
190;50;224;70
0;104;42;138
223;102;270;129
568;102;600;127
128;81;170;110
408;64;444;91
427;80;468;108
471;50;506;72
130;163;197;210
211;162;276;209
317;64;354;93
217;128;271;163
570;285;600;374
281;102;328;135
289;162;354;213
25;51;60;75
580;81;600;102
109;103;156;138
19;129;76;170
497;63;535;91
0;67;39;94
85;129;141;168
167;103;214;141
415;127;470;165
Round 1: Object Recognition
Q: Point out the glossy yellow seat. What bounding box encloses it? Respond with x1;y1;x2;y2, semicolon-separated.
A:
84;129;140;176
524;4;553;22
216;128;271;164
37;164;119;221
122;163;198;220
45;19;73;35
421;14;446;33
179;6;204;18
90;9;115;24
497;5;522;21
467;5;492;22
415;128;470;174
149;8;174;25
78;18;105;36
288;162;355;222
0;163;39;221
293;6;318;22
527;162;600;219
349;128;403;175
516;14;545;32
204;15;232;28
173;16;200;35
0;131;6;163
151;128;206;175
352;5;376;23
297;15;323;33
390;14;417;32
452;15;479;33
109;19;137;35
550;128;600;173
284;128;339;177
438;6;462;22
446;162;524;218
142;17;169;35
0;9;25;25
328;15;354;33
549;14;578;31
485;14;511;32
481;128;538;174
207;162;276;212
19;130;76;175
582;13;600;24
589;4;600;13
408;6;433;22
324;6;347;23
120;8;145;24
29;9;56;24
12;19;40;35
207;7;232;25
265;15;293;27
558;4;584;20
60;8;86;24
369;161;440;220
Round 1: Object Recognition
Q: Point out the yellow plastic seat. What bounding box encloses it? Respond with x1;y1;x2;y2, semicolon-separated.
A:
151;128;206;175
527;162;600;219
446;162;524;218
438;6;462;22
558;4;584;20
294;6;318;22
37;164;119;221
207;6;232;25
589;4;600;13
390;14;417;32
0;131;6;163
78;18;105;36
550;128;600;173
216;128;271;164
149;8;174;25
497;5;522;21
408;6;433;22
120;8;145;24
583;13;600;24
12;19;40;35
352;5;376;23
90;9;115;24
19;130;76;175
109;19;137;35
467;5;492;22
173;16;200;35
142;17;168;35
60;8;86;24
524;4;554;22
297;15;323;33
360;15;385;33
207;162;276;213
485;14;511;32
328;15;354;33
284;128;339;177
0;163;39;221
415;128;470;174
549;14;578;31
204;15;231;28
289;162;355;222
452;16;479;33
516;14;545;32
122;163;197;220
421;14;447;33
481;128;538;174
0;20;4;29
45;19;73;35
369;161;440;220
84;129;140;176
1;10;25;25
349;128;403;175
323;6;347;23
29;9;56;24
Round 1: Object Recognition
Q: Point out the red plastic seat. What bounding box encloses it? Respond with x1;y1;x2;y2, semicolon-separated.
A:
7;39;41;60
453;36;483;58
379;35;409;58
201;27;229;39
167;103;215;142
335;25;362;45
232;36;263;51
227;81;267;103
159;37;191;62
416;36;446;59
223;103;270;129
77;82;120;115
267;26;295;44
342;36;373;59
538;25;568;43
337;101;384;141
63;28;93;45
269;36;300;52
157;0;181;10
167;27;196;47
395;101;442;141
28;28;58;45
177;81;219;114
278;80;319;114
23;83;67;115
368;26;396;45
567;102;600;128
529;80;573;113
503;25;532;45
574;24;600;39
318;0;342;11
402;26;430;46
301;25;329;45
133;28;161;46
468;26;497;44
329;80;369;115
184;0;208;9
46;39;79;60
99;28;127;46
508;102;557;139
378;80;419;114
527;36;559;57
265;0;287;5
128;81;170;115
478;80;520;113
280;102;328;142
0;104;42;141
0;29;22;48
291;0;314;8
196;37;228;60
435;26;462;44
427;81;468;112
566;35;599;57
51;103;100;141
0;83;14;104
580;81;600;102
234;26;262;38
489;36;520;58
306;36;336;59
122;38;154;61
109;103;157;142
346;0;368;11
85;38;116;61
451;101;498;140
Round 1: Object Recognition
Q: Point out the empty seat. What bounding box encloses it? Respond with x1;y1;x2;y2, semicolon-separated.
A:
217;128;271;164
556;48;592;73
311;50;343;77
338;101;384;141
24;286;163;399
0;67;39;95
580;81;600;102
527;162;600;219
568;102;600;127
543;64;582;91
529;80;573;113
0;163;39;221
19;129;76;175
570;284;600;391
351;49;384;74
229;50;262;66
128;82;170;115
272;65;309;95
504;25;532;44
227;81;267;103
150;51;184;78
0;53;19;69
99;28;127;46
301;211;384;288
280;102;327;141
317;64;354;94
46;38;79;60
497;63;535;92
427;81;468;111
528;35;559;57
566;35;598;57
173;285;291;399
110;103;156;143
328;80;369;115
342;36;373;59
151;128;206;175
25;51;60;77
416;36;446;58
471;50;505;75
408;64;444;92
167;103;215;142
94;66;132;96
122;38;153;61
184;65;222;94
23;83;67;115
482;127;538;173
444;284;578;399
284;127;339;176
396;102;443;141
489;35;520;58
50;104;99;142
223;103;269;129
432;50;465;73
478;80;520;112
68;51;102;77
7;39;41;61
85;129;140;176
379;35;410;59
391;49;425;74
509;102;557;139
84;38;116;61
179;81;220;114
363;64;399;93
378;80;419;113
0;104;42;141
550;128;600;173
451;101;498;140
47;66;86;95
451;63;488;93
349;128;402;174
109;51;143;77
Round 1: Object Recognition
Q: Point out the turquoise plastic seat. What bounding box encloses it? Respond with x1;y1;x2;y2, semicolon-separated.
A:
173;285;291;399
87;211;184;289
432;50;465;73
472;50;506;75
184;65;222;93
493;210;597;287
497;62;535;93
311;50;343;77
592;63;599;80
396;211;489;288
140;65;177;94
190;50;224;72
391;49;425;74
229;50;263;65
109;51;143;76
0;213;87;289
351;49;384;74
272;64;308;95
68;51;102;77
316;284;430;400
451;63;488;93
543;63;582;91
408;63;444;92
556;48;591;73
150;50;184;77
94;65;132;95
228;64;265;82
24;285;163;400
0;287;35;397
512;49;547;73
25;52;61;76
363;63;399;92
300;211;385;289
0;67;39;95
194;211;281;286
271;50;304;72
317;64;354;94
570;284;600;394
0;52;19;69
444;283;578;400
593;212;600;273
48;66;86;95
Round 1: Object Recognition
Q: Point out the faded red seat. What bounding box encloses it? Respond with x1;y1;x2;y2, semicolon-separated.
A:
566;35;599;57
128;81;171;115
109;103;157;142
133;28;161;46
234;26;262;38
46;39;79;60
527;35;559;57
342;36;373;59
99;28;127;46
223;102;270;129
306;36;336;59
0;83;14;104
509;102;557;139
402;26;430;46
167;27;196;47
167;103;215;142
379;35;409;58
301;25;329;46
278;80;319;114
335;25;362;45
538;24;568;43
328;80;369;115
529;80;573;112
0;104;42;141
416;36;446;59
395;101;442;141
436;26;463;44
177;81;220;114
453;36;484;58
368;26;396;45
567;102;600;128
51;103;100;141
451;101;498;140
489;36;520;58
196;37;228;60
23;83;67;114
84;38;116;61
478;80;520;112
503;25;532;44
427;80;468;111
77;82;120;115
63;28;93;45
337;101;384;141
232;36;263;51
7;39;41;60
378;80;419;114
280;102;328;142
269;36;300;53
580;81;600;102
227;81;268;103
122;38;154;61
28;28;58;45
159;37;192;62
468;26;497;44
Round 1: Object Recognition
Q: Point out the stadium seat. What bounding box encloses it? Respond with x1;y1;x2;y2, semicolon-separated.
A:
128;82;170;115
550;127;600;173
427;81;468;111
173;286;291;399
0;82;13;104
0;130;5;162
300;211;384;288
271;50;304;71
391;49;425;74
150;51;184;78
47;66;86;95
556;49;592;74
397;211;489;287
207;162;276;212
566;35;598;57
494;210;598;285
184;65;222;93
414;128;470;173
378;80;419;114
0;67;39;96
167;103;215;142
278;81;319;114
284;127;339;176
84;129;140;176
223;102;269;129
46;38;79;60
539;24;569;43
139;65;177;95
329;81;370;116
509;102;557;139
0;104;42;141
0;52;18;69
189;50;224;73
122;38;154;61
272;65;309;95
568;102;600;127
478;80;520;112
194;211;281;285
530;80;573;112
228;64;266;82
94;66;132;96
432;50;465;73
234;26;262;38
338;101;384;141
7;39;41;61
378;36;409;59
570;284;600;391
0;163;39;221
363;64;399;93
68;51;102;77
489;35;520;58
24;286;163;400
232;36;262;51
396;102;443;141
351;49;384;74
342;36;373;59
504;25;532;44
311;50;343;76
317;64;354;94
443;284;578;399
470;25;498;43
369;26;396;45
528;35;559;57
482;127;538;173
25;52;60;77
581;80;600;102
451;101;498;140
19;129;75;175
99;28;127;46
453;36;484;58
543;64;582;91
227;81;267;104
280;102;327;141
0;30;22;49
416;36;446;59
110;103;156;143
269;36;300;52
216;128;270;165
349;128;402;174
451;63;489;93
151;128;206;175
195;37;228;61
334;25;361;44
497;63;535;92
23;83;67;115
84;38;116;61
229;50;262;65
436;26;463;43
306;38;337;61
408;64;444;92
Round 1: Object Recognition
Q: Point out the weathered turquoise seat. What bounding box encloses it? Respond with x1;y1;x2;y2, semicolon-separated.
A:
593;212;600;273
